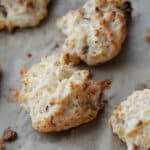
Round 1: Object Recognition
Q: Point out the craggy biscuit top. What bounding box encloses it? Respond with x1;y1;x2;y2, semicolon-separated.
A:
109;89;150;150
57;0;132;65
14;55;109;132
0;0;50;31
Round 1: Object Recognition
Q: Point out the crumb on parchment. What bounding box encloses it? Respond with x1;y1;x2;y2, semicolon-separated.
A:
2;128;17;142
0;136;5;150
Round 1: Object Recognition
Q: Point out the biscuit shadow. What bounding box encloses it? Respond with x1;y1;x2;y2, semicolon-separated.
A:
47;0;57;18
110;133;126;150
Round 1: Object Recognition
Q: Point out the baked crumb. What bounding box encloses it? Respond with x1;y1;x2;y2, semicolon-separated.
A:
145;35;150;41
0;136;5;150
101;79;112;90
27;53;32;58
54;43;60;49
2;128;17;142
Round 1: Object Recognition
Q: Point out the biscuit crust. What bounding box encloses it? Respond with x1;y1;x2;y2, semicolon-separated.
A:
109;89;150;150
57;0;132;65
14;55;109;132
0;0;50;31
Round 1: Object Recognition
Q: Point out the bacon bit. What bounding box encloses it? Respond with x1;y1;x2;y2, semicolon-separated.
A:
20;66;27;76
82;45;89;54
2;128;17;142
45;105;49;111
101;79;111;90
63;53;71;64
82;82;90;90
95;7;100;12
95;29;100;36
136;120;143;126
62;53;80;65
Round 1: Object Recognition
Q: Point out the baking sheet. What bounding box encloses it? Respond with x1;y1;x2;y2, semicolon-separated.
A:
0;0;150;149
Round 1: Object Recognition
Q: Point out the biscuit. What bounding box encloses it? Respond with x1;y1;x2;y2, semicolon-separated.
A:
109;89;150;150
57;0;132;65
0;0;50;31
14;55;110;132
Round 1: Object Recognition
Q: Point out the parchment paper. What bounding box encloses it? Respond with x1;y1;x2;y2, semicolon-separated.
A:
0;0;150;150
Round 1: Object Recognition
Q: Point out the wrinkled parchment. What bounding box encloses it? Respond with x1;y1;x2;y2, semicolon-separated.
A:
0;0;150;149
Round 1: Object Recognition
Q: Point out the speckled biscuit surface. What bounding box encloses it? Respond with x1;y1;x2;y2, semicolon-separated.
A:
14;55;108;132
0;0;50;31
57;0;132;65
109;89;150;150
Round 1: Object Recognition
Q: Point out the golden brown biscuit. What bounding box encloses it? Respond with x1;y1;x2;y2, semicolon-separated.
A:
14;55;110;132
57;0;132;65
109;89;150;150
0;0;50;31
